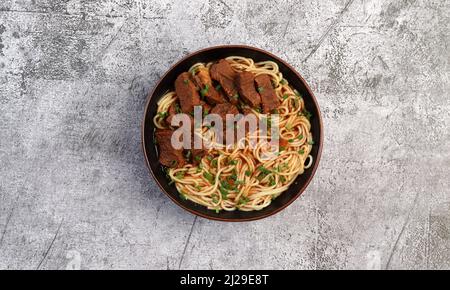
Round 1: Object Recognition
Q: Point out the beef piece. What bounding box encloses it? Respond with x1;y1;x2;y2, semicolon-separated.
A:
255;74;280;113
155;129;185;168
236;71;261;108
194;68;226;105
210;103;239;121
175;72;201;114
210;59;239;104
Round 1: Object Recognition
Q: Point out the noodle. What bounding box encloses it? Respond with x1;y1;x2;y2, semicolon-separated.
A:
153;56;314;212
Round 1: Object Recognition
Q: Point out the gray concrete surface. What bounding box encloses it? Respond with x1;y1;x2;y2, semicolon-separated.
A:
0;0;449;270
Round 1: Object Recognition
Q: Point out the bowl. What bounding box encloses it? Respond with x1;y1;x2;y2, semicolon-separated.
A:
142;45;323;221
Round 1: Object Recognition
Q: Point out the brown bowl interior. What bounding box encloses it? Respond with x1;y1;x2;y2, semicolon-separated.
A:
142;45;323;222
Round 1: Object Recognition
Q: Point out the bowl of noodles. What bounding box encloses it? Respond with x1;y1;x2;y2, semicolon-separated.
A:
142;45;323;221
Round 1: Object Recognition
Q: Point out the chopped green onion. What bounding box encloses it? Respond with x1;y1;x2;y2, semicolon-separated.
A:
238;196;249;206
175;171;185;179
269;176;276;186
257;166;271;175
183;79;189;85
200;84;209;97
211;158;218;167
219;187;228;200
203;172;214;183
288;139;294;143
280;79;287;85
171;160;178;167
229;160;238;165
308;139;315;145
245;170;251;177
282;94;288;100
194;155;201;162
299;148;305;155
257;87;264;93
175;103;182;113
215;84;222;91
303;110;312;120
158;111;168;118
212;194;219;204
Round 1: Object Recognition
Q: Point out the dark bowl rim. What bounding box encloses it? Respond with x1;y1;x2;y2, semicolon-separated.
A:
141;44;323;222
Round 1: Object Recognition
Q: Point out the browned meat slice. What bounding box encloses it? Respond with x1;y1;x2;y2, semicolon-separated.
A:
210;59;239;104
194;68;226;105
236;71;261;108
175;72;201;114
210;103;239;121
155;129;185;168
255;74;280;113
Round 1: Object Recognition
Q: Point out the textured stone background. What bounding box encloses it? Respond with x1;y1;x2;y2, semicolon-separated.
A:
0;0;449;270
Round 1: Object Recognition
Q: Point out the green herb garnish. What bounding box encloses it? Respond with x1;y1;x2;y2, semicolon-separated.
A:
175;171;185;179
183;79;189;85
257;87;264;93
200;84;209;97
257;166;271;175
158;111;168;118
180;191;188;200
303;110;312;120
219;187;228;200
215;84;222;91
203;172;214;183
238;196;249;206
245;170;251;177
269;176;276;186
175;103;182;113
